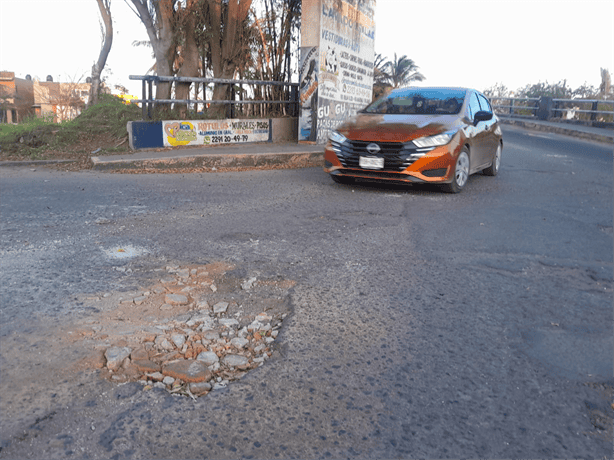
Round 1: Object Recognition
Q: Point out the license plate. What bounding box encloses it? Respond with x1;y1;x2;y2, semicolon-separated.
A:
359;156;384;169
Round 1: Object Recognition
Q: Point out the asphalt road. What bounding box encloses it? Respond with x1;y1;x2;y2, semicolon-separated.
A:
0;126;612;459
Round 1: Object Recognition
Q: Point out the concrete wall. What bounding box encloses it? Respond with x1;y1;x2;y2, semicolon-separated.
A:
298;0;376;144
271;117;298;142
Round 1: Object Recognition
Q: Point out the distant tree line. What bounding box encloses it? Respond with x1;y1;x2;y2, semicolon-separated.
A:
483;69;613;100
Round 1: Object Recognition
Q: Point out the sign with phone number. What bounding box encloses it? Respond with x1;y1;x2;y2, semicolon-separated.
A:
163;119;270;147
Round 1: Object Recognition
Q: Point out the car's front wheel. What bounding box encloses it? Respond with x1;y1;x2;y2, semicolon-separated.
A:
442;148;470;193
483;142;501;176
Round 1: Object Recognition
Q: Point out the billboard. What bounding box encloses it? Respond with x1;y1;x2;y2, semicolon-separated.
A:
299;0;376;144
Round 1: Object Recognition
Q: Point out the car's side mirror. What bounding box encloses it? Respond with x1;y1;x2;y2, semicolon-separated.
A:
474;111;493;125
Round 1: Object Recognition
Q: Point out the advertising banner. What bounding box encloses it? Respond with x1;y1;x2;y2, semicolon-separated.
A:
162;119;270;147
299;0;376;144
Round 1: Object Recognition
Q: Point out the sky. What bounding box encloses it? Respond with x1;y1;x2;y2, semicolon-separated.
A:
1;0;612;97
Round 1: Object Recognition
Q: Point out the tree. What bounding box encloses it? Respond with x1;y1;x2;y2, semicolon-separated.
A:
372;53;391;100
88;0;113;108
371;53;425;100
174;0;201;117
47;79;89;122
516;80;571;99
127;0;177;104
373;53;390;86
257;0;301;113
204;0;253;116
483;82;509;99
388;53;424;88
572;83;597;99
599;68;612;97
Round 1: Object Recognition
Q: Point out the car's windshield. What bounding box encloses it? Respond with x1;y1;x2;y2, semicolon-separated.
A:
363;88;467;115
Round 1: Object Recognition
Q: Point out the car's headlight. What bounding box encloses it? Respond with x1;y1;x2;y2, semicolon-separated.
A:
329;130;347;144
412;131;455;148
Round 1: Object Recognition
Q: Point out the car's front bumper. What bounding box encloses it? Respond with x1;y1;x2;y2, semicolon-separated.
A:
324;143;457;184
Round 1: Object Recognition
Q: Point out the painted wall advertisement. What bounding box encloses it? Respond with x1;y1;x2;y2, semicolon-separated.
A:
299;0;376;144
162;119;270;147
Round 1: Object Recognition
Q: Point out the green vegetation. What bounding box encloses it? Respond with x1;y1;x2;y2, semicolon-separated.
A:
0;94;141;161
67;93;141;138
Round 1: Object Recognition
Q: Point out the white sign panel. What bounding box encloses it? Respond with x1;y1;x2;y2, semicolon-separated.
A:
299;0;376;144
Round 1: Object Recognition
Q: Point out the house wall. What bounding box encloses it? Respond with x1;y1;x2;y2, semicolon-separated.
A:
0;71;35;123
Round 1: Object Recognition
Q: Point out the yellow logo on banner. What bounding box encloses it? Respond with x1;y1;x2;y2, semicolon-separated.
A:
164;121;197;146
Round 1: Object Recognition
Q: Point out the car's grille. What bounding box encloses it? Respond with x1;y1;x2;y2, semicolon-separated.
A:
331;139;434;171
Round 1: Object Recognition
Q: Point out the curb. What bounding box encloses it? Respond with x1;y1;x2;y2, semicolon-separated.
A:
0;159;76;167
91;150;324;172
499;118;613;144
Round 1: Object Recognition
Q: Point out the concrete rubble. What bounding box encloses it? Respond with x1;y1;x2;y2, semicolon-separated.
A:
95;263;290;399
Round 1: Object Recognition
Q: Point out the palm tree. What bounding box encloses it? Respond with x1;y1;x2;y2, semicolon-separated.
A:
388;53;425;88
372;52;392;100
373;53;391;86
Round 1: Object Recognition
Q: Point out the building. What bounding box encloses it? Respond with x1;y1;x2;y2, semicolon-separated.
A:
0;71;35;123
0;71;94;123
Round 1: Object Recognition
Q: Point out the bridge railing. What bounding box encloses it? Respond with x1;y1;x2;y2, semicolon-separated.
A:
129;75;299;120
490;96;614;125
490;97;540;118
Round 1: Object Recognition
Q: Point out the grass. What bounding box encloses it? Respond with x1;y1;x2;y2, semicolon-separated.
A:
66;93;142;138
0;94;142;162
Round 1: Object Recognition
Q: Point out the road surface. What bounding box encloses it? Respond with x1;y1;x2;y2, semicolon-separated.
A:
0;126;612;458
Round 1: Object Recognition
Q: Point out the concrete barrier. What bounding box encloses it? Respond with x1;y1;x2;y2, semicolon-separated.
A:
127;121;164;150
128;118;298;150
498;117;613;144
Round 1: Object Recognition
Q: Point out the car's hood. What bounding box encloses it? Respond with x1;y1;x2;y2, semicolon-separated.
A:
336;113;465;143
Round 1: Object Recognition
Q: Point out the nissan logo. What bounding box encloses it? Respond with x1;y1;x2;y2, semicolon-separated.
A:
366;143;381;154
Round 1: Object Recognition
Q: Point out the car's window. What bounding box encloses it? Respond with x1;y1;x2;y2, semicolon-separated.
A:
363;88;467;115
477;94;493;113
468;93;481;119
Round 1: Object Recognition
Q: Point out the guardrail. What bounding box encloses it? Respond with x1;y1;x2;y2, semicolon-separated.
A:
129;75;299;120
490;96;614;125
550;98;614;121
490;97;540;117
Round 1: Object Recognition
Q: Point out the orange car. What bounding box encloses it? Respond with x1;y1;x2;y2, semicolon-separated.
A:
324;87;503;193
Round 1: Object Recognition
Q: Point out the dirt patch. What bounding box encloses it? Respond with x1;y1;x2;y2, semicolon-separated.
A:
109;162;322;175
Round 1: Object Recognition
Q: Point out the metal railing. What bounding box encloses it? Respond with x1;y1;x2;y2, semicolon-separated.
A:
490;97;540;117
129;75;299;120
551;98;614;121
490;96;614;125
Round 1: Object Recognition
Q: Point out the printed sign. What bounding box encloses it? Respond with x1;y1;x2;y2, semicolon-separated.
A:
162;119;270;147
299;46;320;142
299;0;376;144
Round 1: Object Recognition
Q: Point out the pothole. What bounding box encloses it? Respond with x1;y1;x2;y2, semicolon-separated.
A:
72;261;293;399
